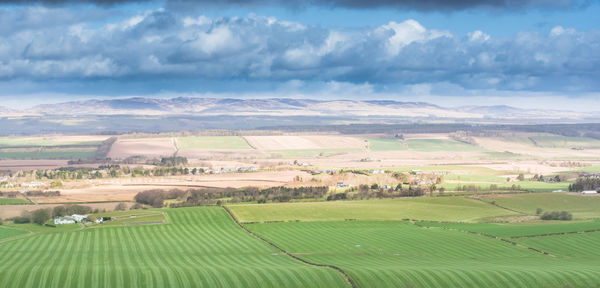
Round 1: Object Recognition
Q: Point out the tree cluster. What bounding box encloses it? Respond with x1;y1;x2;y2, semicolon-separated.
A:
24;191;60;197
540;211;572;221
569;177;600;192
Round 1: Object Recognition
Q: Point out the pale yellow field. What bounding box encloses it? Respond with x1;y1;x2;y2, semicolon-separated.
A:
244;135;366;150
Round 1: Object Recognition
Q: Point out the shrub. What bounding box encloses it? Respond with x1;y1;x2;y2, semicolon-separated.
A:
114;202;128;211
131;203;144;210
134;190;165;208
53;206;66;217
64;204;92;215
0;218;3;225
31;209;52;225
540;211;572;221
536;208;543;215
12;216;31;224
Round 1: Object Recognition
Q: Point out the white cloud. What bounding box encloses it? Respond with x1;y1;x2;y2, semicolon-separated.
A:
550;25;576;37
0;8;598;97
468;30;490;42
376;20;451;56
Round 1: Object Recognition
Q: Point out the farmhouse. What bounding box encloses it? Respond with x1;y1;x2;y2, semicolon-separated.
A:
54;214;88;225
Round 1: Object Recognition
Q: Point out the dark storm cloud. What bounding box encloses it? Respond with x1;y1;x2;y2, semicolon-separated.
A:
0;0;586;11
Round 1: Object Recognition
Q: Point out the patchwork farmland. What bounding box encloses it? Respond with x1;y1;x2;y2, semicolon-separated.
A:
1;130;600;287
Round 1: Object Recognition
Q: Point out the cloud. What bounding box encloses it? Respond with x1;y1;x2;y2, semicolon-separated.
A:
0;7;599;97
0;0;588;11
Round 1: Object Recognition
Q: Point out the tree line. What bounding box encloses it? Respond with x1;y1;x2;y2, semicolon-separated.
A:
135;186;331;207
568;177;600;192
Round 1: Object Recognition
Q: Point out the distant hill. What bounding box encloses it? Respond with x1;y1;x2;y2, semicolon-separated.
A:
18;97;595;121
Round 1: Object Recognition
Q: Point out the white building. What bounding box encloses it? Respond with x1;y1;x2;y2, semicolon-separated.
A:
53;214;88;225
581;190;598;194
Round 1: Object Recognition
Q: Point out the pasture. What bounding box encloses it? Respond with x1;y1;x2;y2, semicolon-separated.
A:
0;147;97;160
0;227;28;241
177;136;252;150
248;220;600;288
365;138;485;152
0;135;106;160
417;220;600;238
516;232;600;257
478;193;600;219
228;197;517;223
0;198;30;205
0;207;347;288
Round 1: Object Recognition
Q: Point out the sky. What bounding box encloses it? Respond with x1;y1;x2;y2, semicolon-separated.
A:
0;0;599;110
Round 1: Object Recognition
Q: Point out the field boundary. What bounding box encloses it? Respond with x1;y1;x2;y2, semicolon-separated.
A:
510;229;600;239
471;196;530;215
413;221;556;257
222;206;358;288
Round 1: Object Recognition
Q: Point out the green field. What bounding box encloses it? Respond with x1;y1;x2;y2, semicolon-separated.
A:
366;138;485;152
0;138;102;148
0;198;31;205
0;207;347;288
177;136;252;150
516;232;600;257
417;220;600;238
248;220;600;288
479;193;600;219
365;138;406;151
0;148;97;160
0;227;29;241
528;135;600;149
228;197;517;223
87;210;167;227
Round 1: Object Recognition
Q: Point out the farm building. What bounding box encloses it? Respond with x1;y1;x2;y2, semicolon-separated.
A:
580;190;598;194
54;214;88;225
369;169;385;174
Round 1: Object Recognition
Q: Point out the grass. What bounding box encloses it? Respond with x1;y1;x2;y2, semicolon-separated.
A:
177;136;252;150
516;232;600;257
4;222;82;234
248;220;600;288
528;135;600;149
0;198;31;205
384;165;502;174
87;210;167;227
0;207;347;288
365;138;406;151
573;166;600;173
0;137;102;148
405;139;486;152
365;138;485;152
0;148;97;160
228;197;517;223
417;219;600;238
478;193;600;219
0;226;29;241
440;181;570;192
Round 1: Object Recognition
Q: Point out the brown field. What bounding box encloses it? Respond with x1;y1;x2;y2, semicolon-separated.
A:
30;170;310;204
0;159;71;171
244;135;366;150
108;137;176;159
